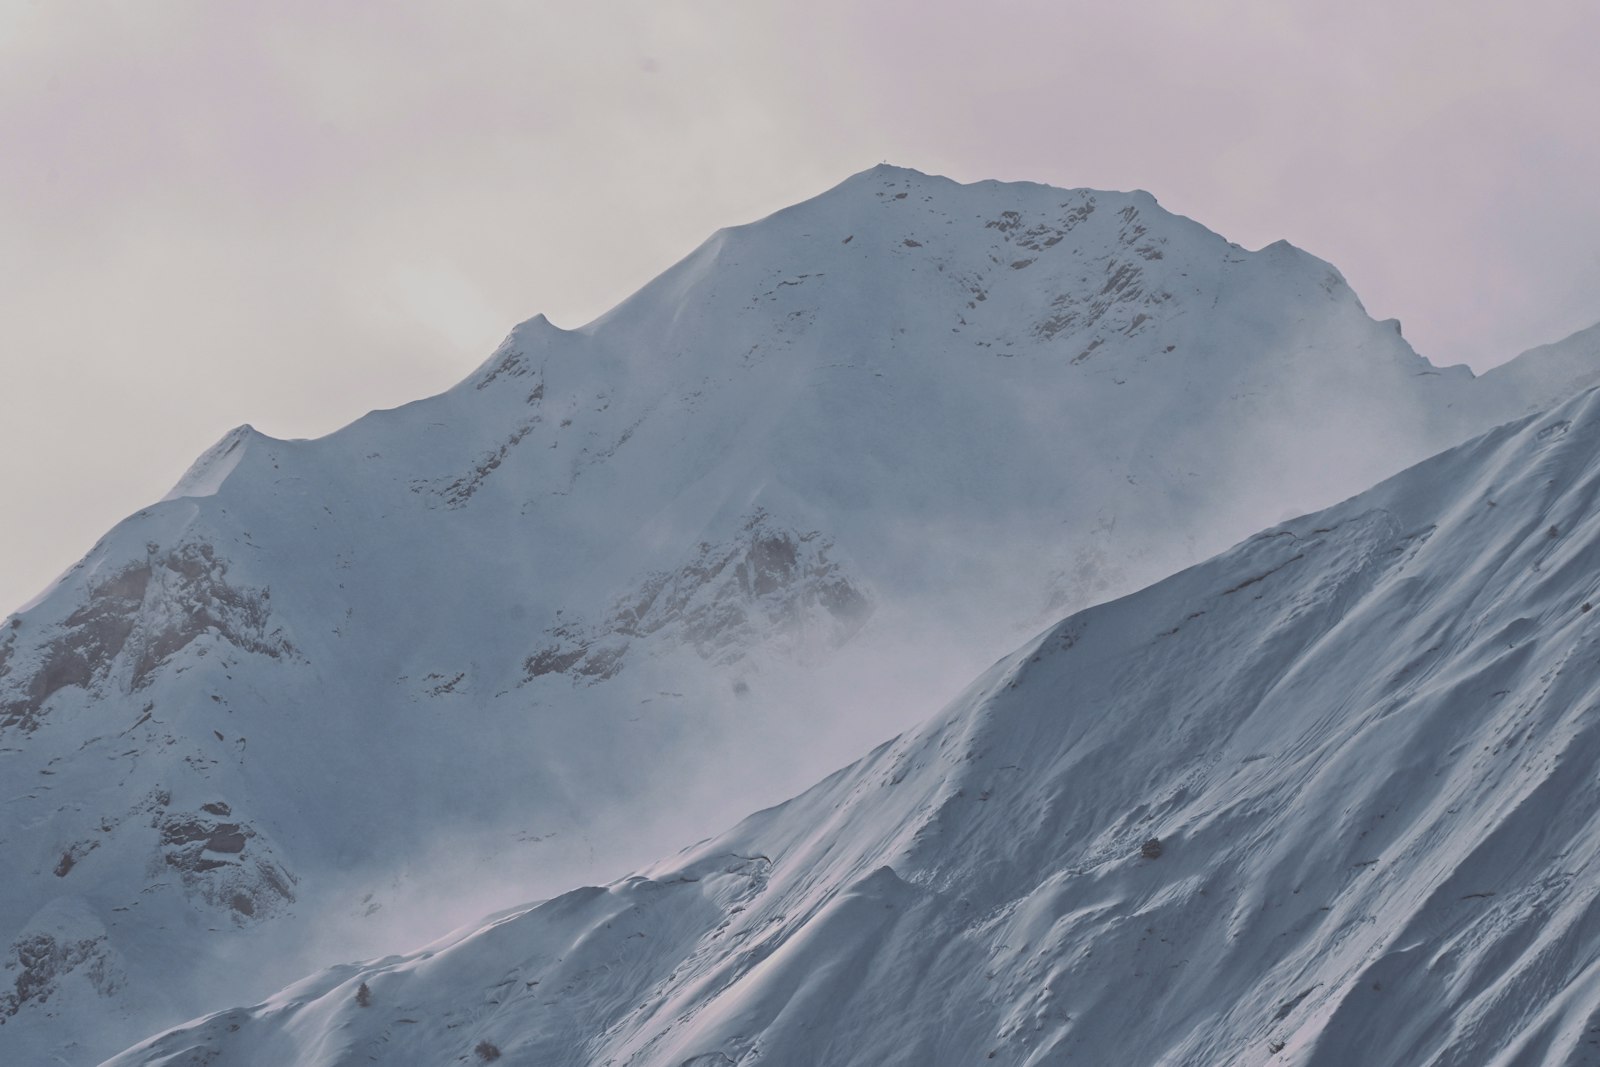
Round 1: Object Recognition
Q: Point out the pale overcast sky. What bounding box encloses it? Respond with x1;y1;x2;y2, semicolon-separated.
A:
2;0;1598;612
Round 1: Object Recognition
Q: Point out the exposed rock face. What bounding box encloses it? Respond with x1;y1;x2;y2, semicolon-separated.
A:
1;901;123;1022
156;810;296;923
2;932;118;1018
526;511;872;682
984;198;1174;358
0;542;293;734
46;786;296;928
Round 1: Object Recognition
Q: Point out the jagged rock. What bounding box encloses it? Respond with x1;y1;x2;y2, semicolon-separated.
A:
0;542;293;734
526;511;871;682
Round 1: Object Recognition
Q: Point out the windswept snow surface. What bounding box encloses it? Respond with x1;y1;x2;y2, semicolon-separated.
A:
112;387;1600;1067
1;165;1596;1062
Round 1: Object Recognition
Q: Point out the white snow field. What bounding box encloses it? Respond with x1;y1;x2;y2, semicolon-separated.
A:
109;384;1600;1067
1;166;1596;1063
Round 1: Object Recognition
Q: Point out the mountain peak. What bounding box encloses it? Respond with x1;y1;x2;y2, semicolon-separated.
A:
9;168;1600;1065
162;424;266;501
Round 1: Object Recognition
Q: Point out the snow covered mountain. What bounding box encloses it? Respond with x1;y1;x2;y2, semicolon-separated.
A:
109;384;1600;1067
1;165;1596;1063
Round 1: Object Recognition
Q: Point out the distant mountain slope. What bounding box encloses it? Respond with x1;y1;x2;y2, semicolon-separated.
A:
1475;319;1600;419
1;165;1595;1063
111;385;1600;1067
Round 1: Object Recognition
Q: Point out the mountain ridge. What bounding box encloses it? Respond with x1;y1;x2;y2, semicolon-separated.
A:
107;383;1600;1066
2;164;1597;1064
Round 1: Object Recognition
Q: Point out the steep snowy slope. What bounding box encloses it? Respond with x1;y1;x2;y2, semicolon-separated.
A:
112;385;1600;1067
1;165;1596;1063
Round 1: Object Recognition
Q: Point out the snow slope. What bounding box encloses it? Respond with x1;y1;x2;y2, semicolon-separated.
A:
1;165;1596;1063
110;384;1600;1067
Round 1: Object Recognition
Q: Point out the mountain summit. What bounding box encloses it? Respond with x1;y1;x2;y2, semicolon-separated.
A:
2;166;1596;1063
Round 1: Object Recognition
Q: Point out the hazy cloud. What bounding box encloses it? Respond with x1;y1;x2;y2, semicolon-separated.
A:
2;0;1597;611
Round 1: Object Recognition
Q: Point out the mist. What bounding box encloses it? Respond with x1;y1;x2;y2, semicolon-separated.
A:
5;0;1600;616
4;60;1600;1059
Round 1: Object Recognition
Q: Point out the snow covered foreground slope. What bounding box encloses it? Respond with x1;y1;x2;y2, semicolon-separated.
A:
112;387;1600;1067
3;165;1598;1063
